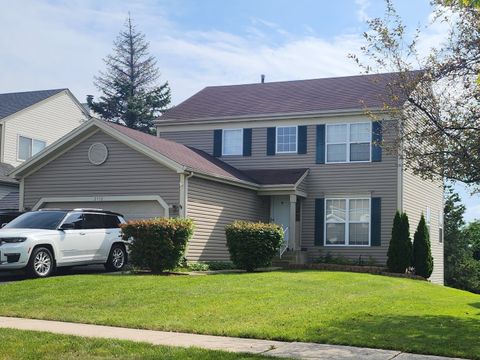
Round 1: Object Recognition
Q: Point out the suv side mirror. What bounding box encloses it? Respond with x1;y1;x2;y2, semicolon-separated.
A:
1;223;7;228
59;223;75;231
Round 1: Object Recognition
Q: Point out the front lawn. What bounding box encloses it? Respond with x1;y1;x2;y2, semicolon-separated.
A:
0;271;479;359
0;328;274;360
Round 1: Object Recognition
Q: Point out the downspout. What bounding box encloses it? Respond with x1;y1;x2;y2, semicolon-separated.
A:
180;171;194;218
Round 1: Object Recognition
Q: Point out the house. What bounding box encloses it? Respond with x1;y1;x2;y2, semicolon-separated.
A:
0;88;90;208
10;73;444;284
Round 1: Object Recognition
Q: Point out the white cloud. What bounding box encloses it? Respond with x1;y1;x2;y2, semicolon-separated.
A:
354;0;371;23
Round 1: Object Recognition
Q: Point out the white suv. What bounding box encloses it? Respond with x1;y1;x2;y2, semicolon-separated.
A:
0;209;128;278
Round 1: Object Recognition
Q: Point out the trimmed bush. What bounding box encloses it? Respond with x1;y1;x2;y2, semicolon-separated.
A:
387;211;412;273
412;214;434;278
121;218;194;273
225;221;283;272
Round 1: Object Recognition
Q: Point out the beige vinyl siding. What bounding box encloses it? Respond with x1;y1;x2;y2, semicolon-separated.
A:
2;91;87;167
23;131;180;209
403;169;444;284
186;177;269;261
0;184;18;200
162;118;398;265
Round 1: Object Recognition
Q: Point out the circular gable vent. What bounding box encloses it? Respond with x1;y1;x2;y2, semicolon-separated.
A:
88;143;108;165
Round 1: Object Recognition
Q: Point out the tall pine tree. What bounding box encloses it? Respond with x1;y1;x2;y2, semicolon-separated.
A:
387;211;412;273
87;15;171;133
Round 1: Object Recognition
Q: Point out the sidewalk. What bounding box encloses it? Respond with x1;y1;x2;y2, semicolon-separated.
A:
0;316;465;360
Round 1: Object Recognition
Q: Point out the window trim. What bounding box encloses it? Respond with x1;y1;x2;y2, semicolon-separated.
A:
325;122;372;164
324;197;371;247
276;125;298;154
17;134;47;162
221;128;244;156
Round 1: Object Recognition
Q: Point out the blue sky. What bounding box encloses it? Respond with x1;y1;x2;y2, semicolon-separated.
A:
0;0;478;221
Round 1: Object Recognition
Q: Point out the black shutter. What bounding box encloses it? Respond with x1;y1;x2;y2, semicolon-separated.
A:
372;121;382;162
371;197;381;246
213;129;222;157
315;198;325;246
316;125;325;164
298;126;307;154
267;127;276;156
243;128;252;156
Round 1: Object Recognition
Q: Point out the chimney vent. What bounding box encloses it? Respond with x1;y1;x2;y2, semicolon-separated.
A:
261;74;265;83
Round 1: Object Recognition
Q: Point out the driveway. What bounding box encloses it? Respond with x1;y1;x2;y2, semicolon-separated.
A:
0;264;109;284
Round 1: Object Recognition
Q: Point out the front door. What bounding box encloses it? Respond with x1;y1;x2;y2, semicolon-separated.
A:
271;196;291;249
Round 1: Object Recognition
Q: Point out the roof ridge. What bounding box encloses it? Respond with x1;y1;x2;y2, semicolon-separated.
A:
0;88;67;96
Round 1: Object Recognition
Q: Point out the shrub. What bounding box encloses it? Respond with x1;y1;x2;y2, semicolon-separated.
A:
225;221;283;272
121;218;194;273
387;211;412;273
184;261;235;272
412;214;434;278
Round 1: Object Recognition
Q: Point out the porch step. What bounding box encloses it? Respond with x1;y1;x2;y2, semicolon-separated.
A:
271;251;295;267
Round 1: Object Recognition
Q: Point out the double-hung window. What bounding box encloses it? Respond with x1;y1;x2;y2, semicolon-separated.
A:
18;135;46;161
325;198;370;246
276;126;297;153
326;123;371;163
222;129;243;156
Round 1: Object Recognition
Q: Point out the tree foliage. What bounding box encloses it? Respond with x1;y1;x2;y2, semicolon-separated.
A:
412;215;434;278
88;15;171;133
351;0;480;189
387;211;412;273
444;186;480;292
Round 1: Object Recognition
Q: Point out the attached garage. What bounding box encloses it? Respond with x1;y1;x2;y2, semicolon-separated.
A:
37;198;168;221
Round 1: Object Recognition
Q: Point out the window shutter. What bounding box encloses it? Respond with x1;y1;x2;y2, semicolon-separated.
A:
298;126;307;154
372;121;382;162
267;127;276;156
371;197;381;246
213;129;222;157
316;125;325;164
315;198;325;246
243;128;252;156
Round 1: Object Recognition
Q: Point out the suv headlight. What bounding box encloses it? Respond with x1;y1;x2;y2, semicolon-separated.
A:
0;237;27;244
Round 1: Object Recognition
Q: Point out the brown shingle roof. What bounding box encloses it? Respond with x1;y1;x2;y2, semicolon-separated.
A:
159;72;414;122
242;168;308;185
106;122;256;184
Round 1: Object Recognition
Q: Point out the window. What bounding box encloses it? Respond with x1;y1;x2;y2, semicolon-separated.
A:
426;206;431;233
438;211;444;243
103;215;121;229
325;198;370;246
18;135;46;161
83;214;105;229
62;213;84;230
276;126;297;153
222;129;243;155
326;123;371;163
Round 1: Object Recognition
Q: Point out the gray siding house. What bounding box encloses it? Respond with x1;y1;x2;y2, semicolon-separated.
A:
11;73;444;284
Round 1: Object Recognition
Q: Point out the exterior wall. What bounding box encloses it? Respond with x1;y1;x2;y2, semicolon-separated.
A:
160;116;399;265
2;91;87;167
0;183;18;200
23;131;180;210
186;176;269;261
403;169;444;284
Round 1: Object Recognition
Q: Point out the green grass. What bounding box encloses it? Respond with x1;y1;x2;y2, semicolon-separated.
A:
0;328;275;360
0;271;479;359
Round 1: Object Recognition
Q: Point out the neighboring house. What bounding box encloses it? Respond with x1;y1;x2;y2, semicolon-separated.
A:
10;73;444;284
0;88;90;209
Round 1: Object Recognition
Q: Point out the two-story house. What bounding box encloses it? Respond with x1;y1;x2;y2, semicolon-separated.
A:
10;73;444;284
0;89;90;209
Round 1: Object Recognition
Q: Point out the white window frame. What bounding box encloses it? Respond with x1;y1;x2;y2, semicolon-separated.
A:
276;125;298;154
426;206;431;234
325;122;372;164
17;134;47;162
324;197;371;247
438;210;444;243
222;128;243;156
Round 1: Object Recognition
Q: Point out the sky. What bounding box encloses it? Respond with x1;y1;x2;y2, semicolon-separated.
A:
0;0;479;222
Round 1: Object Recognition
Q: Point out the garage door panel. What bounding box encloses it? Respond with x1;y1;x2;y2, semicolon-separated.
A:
43;200;165;221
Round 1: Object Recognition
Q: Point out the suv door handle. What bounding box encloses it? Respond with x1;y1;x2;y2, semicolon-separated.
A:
79;232;86;235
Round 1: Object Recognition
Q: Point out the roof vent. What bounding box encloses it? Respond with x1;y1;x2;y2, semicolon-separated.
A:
88;143;108;165
261;74;265;83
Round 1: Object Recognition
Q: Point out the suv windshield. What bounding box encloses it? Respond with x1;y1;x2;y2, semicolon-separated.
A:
3;211;67;230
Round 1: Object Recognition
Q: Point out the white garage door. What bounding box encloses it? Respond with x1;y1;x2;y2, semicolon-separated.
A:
42;200;165;221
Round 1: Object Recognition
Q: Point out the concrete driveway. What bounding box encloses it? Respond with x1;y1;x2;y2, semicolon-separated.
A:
0;264;109;284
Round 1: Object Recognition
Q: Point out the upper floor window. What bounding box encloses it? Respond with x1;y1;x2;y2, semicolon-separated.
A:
18;135;46;161
325;198;370;246
326;123;371;163
222;129;243;156
276;126;297;153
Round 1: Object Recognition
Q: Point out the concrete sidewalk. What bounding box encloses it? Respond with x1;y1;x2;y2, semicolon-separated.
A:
0;316;464;360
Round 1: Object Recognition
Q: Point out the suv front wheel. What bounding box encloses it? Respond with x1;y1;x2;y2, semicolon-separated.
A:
28;247;55;278
105;244;127;272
